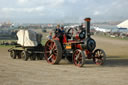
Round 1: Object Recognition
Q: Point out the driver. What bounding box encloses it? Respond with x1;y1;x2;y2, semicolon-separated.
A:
54;25;65;49
60;26;65;34
54;25;62;37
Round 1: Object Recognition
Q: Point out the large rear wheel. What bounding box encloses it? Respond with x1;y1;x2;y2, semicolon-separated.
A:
45;40;62;64
93;49;106;65
73;50;85;67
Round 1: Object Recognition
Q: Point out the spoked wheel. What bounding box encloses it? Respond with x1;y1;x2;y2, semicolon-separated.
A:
93;49;106;65
73;50;85;67
45;40;62;64
30;54;36;60
21;51;29;61
10;50;16;59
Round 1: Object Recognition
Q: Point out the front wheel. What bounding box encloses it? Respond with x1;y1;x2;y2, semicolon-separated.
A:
93;49;106;65
73;50;85;67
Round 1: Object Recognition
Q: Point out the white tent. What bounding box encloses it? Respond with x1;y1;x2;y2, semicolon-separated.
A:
117;20;128;29
17;30;41;47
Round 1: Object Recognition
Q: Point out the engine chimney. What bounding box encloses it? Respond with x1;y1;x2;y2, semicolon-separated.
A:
84;18;91;38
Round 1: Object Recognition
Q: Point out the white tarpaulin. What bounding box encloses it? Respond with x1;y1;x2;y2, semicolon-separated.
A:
117;20;128;29
17;30;39;47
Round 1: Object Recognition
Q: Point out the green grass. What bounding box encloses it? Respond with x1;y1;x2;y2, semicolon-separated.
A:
0;45;14;48
41;39;47;46
0;40;17;43
0;40;16;48
0;39;48;48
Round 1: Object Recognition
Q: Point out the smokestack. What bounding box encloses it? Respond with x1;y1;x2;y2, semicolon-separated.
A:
84;18;91;38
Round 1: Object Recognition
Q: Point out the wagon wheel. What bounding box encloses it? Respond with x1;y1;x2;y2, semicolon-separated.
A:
45;40;62;64
73;50;85;67
10;50;16;59
21;51;29;61
93;49;106;65
30;54;36;60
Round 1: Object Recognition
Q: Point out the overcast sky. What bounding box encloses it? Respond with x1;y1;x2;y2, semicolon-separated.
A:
0;0;128;23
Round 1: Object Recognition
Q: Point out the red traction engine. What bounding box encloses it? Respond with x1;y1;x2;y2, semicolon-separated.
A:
44;18;106;67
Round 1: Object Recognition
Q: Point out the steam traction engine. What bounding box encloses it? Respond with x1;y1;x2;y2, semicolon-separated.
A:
44;18;106;67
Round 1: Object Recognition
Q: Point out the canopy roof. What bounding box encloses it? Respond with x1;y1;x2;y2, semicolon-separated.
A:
17;29;41;47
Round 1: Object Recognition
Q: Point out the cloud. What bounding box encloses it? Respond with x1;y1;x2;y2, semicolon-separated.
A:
39;0;65;8
17;0;65;7
1;6;44;13
93;11;101;16
52;0;64;7
17;0;28;4
67;0;78;4
0;0;128;23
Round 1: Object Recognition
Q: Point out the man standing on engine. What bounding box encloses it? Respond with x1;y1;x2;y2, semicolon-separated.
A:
54;24;62;37
54;25;65;49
